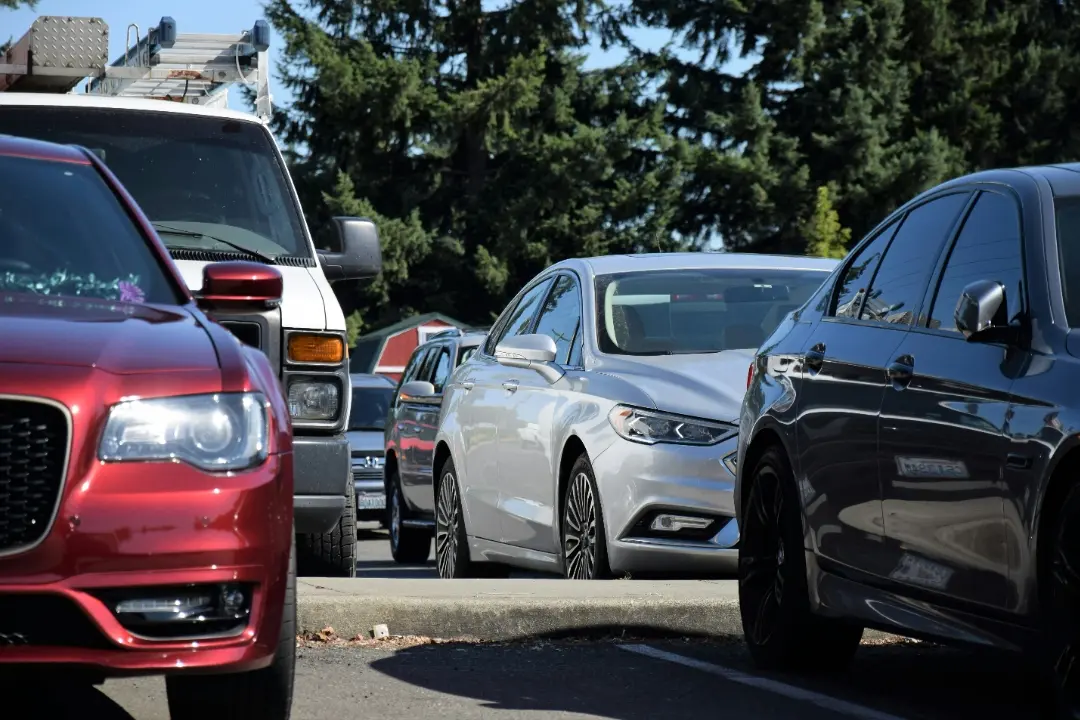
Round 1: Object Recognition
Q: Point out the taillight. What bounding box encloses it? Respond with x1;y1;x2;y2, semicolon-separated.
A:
746;362;755;390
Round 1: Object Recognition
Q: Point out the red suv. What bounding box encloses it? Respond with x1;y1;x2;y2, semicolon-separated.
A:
0;135;295;718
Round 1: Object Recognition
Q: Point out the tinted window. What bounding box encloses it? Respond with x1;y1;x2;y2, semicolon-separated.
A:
533;275;583;364
929;192;1023;332
400;347;428;384
860;193;970;325
567;326;583;366
490;278;555;349
0;154;179;305
430;348;452;393
458;346;478;365
595;268;831;355
0;107;309;259
832;220;899;318
416;345;441;381
1055;197;1080;327
348;386;394;431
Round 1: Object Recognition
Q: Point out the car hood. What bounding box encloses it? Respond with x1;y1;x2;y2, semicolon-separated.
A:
596;348;755;423
0;294;219;374
346;429;385;454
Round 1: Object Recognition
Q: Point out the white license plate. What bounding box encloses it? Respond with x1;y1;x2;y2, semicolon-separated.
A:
357;494;385;510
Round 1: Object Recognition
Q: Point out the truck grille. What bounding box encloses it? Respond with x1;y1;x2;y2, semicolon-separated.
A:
0;399;69;554
218;320;263;350
353;468;383;482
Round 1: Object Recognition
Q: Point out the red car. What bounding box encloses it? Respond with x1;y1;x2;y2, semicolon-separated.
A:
0;135;295;718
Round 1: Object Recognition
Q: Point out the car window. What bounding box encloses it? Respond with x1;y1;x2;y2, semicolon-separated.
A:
1055;196;1080;327
490;278;556;350
858;192;971;326
533;275;583;365
928;191;1024;332
0;154;180;305
400;347;429;385
832;220;900;318
415;345;441;382
458;346;477;365
430;348;452;393
0;107;310;260
348;385;395;431
567;325;583;367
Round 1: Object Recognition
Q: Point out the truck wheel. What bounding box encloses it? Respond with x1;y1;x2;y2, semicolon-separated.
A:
388;469;432;564
166;532;296;720
297;491;357;578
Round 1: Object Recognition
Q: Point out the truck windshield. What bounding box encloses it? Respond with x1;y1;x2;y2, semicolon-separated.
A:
0;106;309;262
595;267;831;355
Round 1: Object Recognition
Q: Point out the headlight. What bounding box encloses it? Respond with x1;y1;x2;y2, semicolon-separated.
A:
287;378;340;421
608;405;736;446
99;392;269;471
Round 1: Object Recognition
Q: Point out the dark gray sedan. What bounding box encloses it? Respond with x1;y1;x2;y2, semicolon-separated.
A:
737;163;1080;718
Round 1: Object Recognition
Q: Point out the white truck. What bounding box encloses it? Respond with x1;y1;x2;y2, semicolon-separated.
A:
0;15;377;576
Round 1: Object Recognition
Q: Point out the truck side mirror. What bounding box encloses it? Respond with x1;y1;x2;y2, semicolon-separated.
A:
318;217;382;282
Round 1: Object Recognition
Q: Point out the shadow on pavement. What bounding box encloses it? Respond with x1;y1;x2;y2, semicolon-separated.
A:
0;678;135;720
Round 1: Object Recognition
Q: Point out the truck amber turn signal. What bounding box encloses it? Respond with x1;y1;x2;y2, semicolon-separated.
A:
287;333;344;363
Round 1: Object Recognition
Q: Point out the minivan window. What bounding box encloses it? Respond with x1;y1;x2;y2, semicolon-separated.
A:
0;107;309;260
0;154;180;305
595;268;831;355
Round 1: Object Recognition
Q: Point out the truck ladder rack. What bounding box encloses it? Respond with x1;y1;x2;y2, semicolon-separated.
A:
0;15;272;121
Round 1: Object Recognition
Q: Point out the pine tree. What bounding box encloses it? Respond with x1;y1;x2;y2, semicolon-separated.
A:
804;186;851;259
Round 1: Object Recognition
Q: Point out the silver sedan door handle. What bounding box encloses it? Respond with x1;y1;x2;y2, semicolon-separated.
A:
461;381;474;391
502;380;519;393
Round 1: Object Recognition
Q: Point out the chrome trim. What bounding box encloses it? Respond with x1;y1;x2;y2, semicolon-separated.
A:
124;621;249;643
0;394;73;560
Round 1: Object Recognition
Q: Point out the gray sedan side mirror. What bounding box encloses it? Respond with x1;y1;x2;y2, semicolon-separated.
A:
494;333;564;384
955;280;1017;344
398;380;439;404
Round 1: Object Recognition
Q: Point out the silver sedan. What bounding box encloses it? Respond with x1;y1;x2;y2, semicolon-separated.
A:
426;252;838;579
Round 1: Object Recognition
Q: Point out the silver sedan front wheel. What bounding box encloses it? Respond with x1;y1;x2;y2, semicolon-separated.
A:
561;454;610;580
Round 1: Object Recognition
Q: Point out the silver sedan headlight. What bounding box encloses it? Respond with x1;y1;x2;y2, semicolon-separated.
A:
99;392;269;471
608;405;736;446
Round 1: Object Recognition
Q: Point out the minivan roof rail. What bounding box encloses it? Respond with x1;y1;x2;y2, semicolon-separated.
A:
0;15;272;121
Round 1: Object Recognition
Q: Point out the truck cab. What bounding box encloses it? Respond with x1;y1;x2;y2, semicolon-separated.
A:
0;15;379;576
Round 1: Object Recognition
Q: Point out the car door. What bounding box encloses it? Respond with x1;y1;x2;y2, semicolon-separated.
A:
795;191;973;579
498;272;584;552
878;189;1025;609
396;345;437;496
457;277;556;542
403;342;453;513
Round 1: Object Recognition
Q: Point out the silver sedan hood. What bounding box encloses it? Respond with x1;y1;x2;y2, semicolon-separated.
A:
595;348;755;424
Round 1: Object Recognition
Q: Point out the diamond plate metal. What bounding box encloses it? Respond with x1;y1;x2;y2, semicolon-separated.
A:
27;16;109;71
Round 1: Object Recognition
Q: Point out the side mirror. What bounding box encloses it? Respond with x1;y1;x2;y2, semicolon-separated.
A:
399;380;438;403
494;334;564;384
196;261;283;311
318;217;383;282
955;279;1016;344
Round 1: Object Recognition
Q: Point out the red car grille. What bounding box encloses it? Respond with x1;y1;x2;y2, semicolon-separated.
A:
0;399;69;554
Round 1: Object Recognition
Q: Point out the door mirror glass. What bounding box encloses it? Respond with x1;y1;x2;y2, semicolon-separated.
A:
494;334;564;384
955;280;1015;343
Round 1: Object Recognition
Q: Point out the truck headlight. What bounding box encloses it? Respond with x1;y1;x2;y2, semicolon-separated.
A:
608;405;736;446
99;392;269;471
287;378;340;421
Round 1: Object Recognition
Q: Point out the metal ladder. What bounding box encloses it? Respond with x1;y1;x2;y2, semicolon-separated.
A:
0;15;272;121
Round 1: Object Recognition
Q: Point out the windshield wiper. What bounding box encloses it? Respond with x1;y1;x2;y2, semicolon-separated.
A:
153;223;278;265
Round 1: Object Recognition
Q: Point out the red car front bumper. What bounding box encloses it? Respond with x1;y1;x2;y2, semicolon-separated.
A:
0;367;293;677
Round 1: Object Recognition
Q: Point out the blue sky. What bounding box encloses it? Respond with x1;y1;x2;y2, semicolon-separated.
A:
2;0;750;114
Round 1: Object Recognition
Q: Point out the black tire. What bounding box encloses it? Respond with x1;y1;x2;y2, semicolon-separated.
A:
739;446;862;672
297;491;357;578
1039;482;1080;719
388;469;432;564
561;453;611;580
166;531;296;720
434;456;510;578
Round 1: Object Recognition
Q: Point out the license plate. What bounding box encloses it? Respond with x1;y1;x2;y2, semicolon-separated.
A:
357;494;385;510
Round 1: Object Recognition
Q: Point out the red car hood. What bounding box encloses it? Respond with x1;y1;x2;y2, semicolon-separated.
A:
0;295;219;375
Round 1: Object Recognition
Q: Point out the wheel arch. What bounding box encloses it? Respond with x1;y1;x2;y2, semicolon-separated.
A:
1033;441;1080;617
739;423;792;518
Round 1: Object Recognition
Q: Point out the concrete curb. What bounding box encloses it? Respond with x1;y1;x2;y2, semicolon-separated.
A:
297;578;743;641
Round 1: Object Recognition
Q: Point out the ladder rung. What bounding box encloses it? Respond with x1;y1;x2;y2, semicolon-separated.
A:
152;52;258;66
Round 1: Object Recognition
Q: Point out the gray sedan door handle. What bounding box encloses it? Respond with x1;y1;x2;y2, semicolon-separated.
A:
461;381;474;391
502;380;519;393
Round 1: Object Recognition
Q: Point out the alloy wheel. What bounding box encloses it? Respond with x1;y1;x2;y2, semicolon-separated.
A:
740;465;786;647
564;471;598;579
435;472;460;578
1048;498;1080;718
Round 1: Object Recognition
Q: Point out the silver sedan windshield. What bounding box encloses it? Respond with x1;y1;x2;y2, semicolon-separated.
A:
594;267;831;355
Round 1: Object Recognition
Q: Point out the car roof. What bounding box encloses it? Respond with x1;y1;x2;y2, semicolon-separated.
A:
0;93;268;126
349;373;396;387
0;133;92;164
549;252;840;278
